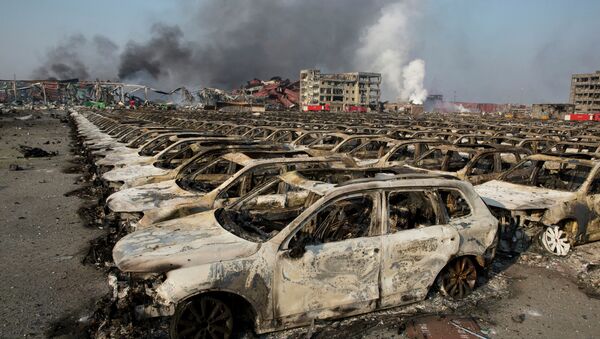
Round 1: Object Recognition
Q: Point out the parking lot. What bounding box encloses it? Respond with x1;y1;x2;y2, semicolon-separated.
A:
2;106;599;338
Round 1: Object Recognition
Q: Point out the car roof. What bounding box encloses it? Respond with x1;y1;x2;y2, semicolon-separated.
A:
279;170;464;197
527;153;600;165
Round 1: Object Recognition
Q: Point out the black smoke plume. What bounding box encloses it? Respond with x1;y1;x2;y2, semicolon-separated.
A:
32;0;427;100
33;33;119;80
116;0;395;89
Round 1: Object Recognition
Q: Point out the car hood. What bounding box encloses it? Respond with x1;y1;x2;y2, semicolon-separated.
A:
113;210;260;273
106;179;198;213
96;153;152;167
475;180;576;210
102;164;168;183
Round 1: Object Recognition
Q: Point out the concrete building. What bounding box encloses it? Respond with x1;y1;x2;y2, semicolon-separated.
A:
531;103;575;120
570;71;600;113
300;69;381;112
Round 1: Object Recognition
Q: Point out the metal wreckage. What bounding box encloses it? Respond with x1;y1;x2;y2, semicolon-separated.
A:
65;106;600;338
0;76;299;111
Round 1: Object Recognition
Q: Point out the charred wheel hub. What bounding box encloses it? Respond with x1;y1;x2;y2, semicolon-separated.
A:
171;296;234;339
440;257;477;299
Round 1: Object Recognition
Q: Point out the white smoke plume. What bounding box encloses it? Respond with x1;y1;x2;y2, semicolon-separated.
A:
401;59;427;104
354;0;427;102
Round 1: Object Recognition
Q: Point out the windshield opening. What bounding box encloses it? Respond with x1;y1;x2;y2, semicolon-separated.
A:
216;180;319;242
309;135;343;150
388;144;418;162
177;159;241;192
156;143;198;169
503;160;591;192
350;141;394;160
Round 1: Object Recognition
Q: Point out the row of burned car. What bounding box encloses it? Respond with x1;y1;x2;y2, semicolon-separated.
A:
73;108;600;338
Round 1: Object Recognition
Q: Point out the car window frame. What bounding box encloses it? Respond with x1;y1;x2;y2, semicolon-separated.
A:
280;190;383;251
586;166;600;195
435;187;473;222
382;188;443;235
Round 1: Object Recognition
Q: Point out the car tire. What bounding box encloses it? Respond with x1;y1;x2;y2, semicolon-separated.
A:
437;256;478;299
170;296;234;339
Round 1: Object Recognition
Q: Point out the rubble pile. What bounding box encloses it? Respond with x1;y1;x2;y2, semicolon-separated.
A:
239;77;300;109
1;77;301;112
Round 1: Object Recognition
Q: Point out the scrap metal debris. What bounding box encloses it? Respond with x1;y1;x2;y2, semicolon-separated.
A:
18;144;57;157
404;315;488;339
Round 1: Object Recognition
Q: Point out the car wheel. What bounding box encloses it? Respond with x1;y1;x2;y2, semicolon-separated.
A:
438;257;477;299
171;296;234;339
540;225;571;256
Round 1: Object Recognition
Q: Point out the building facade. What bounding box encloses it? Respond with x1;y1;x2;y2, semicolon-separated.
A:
570;71;600;113
300;69;381;112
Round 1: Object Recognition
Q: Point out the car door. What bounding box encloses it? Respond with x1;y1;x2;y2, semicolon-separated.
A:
273;192;382;321
379;189;459;307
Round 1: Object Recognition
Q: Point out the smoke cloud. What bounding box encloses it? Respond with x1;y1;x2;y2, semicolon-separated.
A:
32;34;89;80
32;0;427;101
402;59;427;104
33;34;119;80
354;0;426;102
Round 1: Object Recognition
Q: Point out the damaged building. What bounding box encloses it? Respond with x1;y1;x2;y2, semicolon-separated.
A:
531;103;575;120
570;70;600;113
299;69;381;112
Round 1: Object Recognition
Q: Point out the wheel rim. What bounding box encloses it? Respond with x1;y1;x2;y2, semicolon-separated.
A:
173;297;234;339
441;257;477;299
541;226;571;256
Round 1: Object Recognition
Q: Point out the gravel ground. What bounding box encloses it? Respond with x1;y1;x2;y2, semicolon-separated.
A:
0;109;107;338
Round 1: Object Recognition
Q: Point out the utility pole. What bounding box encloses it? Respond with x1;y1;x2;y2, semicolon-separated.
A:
12;74;17;102
41;83;47;104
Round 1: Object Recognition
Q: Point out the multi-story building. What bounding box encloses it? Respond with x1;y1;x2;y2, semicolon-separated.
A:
300;69;381;112
570;71;600;113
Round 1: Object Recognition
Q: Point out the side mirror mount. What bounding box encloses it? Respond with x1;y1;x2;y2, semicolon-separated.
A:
287;235;311;259
288;243;306;259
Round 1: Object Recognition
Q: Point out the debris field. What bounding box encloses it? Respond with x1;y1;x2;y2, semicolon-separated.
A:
1;104;600;338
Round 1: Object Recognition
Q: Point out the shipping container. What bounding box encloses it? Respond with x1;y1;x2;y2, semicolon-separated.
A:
564;113;600;121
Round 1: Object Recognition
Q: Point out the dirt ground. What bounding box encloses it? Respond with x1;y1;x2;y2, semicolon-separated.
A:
0;109;107;338
1;108;599;339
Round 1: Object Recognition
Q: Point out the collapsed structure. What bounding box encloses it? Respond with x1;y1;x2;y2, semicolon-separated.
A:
0;79;193;106
239;77;299;110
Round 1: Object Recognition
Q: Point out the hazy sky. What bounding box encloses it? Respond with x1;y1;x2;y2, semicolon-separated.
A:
1;0;599;103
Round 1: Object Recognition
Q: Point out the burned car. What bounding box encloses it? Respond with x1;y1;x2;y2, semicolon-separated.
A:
106;151;351;223
112;171;497;337
348;138;448;167
138;167;405;227
475;153;600;255
404;144;531;185
119;144;288;189
100;138;266;189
